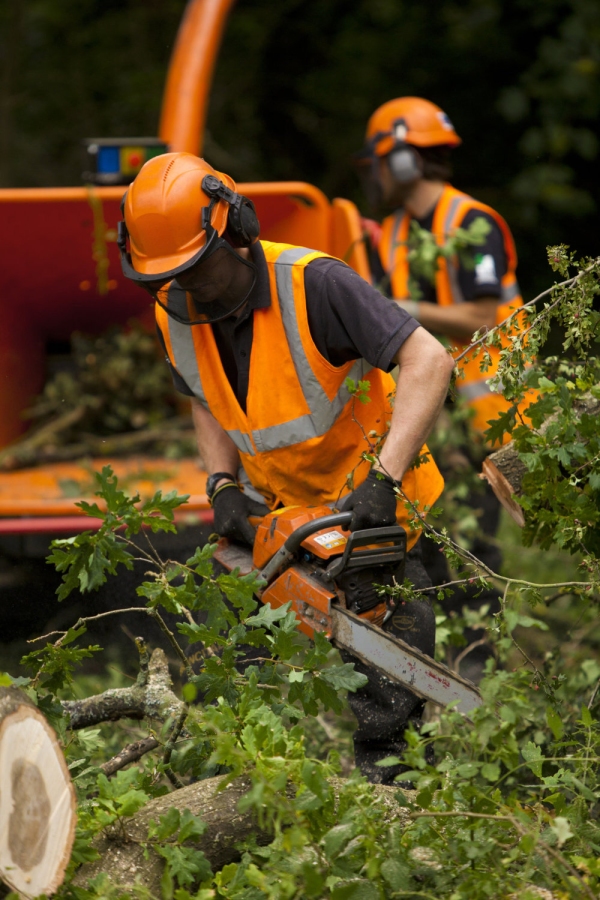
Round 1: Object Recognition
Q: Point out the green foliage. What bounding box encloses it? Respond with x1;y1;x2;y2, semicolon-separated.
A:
344;377;371;405
11;446;596;899
482;249;600;565
7;244;600;897
406;215;492;301
47;466;187;601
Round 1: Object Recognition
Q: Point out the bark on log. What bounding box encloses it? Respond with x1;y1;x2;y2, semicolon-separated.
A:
482;394;600;526
73;775;415;894
0;687;77;898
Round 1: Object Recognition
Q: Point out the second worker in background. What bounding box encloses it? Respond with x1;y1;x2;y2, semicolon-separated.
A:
356;97;529;679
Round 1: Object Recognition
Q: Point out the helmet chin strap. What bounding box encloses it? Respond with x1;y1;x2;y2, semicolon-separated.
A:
153;243;258;326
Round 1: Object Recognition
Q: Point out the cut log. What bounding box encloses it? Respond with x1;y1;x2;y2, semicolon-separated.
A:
74;775;414;894
481;451;526;527
0;687;76;898
482;393;600;526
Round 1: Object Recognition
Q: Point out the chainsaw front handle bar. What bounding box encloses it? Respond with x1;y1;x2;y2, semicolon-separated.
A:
260;512;352;583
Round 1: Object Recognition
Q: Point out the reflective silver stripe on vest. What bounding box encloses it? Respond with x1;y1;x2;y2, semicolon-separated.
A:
388;211;406;272
501;280;520;302
164;283;207;405
246;245;371;452
162;284;256;456
163;249;373;456
228;430;256;455
441;195;469;305
441;194;466;239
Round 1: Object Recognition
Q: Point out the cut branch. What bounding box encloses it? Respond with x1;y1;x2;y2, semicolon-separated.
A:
100;736;160;777
482;393;600;526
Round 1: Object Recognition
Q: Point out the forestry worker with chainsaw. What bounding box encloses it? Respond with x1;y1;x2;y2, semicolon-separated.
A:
118;151;454;784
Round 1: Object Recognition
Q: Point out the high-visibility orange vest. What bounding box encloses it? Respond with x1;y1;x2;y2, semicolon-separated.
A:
156;240;444;548
379;184;527;437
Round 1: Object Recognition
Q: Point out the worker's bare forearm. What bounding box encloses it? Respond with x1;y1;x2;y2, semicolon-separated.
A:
396;297;500;343
191;399;240;477
376;327;453;482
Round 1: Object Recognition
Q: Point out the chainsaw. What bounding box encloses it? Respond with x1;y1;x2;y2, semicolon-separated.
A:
213;506;482;714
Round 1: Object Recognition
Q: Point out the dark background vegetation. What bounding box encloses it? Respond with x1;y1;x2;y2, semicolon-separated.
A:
1;0;599;299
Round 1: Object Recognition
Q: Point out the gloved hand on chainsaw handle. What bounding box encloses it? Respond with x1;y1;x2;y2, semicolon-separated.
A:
211;483;270;545
341;468;399;532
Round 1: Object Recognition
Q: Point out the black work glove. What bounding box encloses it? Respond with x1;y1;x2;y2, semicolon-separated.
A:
212;484;270;545
340;469;398;532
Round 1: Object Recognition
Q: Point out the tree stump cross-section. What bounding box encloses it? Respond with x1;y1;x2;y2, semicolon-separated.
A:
0;687;77;898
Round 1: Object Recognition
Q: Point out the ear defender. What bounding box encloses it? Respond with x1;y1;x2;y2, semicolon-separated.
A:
117;191;129;253
201;174;260;247
387;146;423;184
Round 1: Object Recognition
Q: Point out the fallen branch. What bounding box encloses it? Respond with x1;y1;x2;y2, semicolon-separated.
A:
0;417;195;471
62;642;183;730
0;404;91;470
100;736;160;777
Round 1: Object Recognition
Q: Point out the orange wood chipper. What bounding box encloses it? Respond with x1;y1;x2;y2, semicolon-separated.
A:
0;0;370;540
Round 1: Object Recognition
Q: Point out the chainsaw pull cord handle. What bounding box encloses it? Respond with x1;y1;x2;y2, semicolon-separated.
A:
259;512;352;583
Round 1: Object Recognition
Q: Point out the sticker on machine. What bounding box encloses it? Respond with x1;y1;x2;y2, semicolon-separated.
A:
313;530;347;549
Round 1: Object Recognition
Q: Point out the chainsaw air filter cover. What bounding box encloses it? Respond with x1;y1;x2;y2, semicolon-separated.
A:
252;506;351;570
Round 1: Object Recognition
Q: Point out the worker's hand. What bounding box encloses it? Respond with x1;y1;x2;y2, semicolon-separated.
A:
340;469;398;532
211;484;270;545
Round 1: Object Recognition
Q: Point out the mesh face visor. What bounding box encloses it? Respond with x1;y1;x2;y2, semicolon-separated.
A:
152;243;257;326
353;130;397;214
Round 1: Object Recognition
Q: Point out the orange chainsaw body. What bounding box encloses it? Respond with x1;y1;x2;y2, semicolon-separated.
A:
252;505;351;569
249;506;394;638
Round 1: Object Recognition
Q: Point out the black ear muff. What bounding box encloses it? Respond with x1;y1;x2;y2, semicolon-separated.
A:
388;146;422;184
201;174;260;248
226;195;260;248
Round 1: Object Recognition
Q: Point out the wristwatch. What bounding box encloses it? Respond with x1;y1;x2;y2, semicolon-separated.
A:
206;471;237;502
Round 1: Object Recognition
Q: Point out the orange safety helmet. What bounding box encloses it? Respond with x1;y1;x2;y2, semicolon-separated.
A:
359;97;461;160
118;152;259;284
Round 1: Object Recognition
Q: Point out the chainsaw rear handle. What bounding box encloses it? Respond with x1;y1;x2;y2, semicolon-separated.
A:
260;512;352;582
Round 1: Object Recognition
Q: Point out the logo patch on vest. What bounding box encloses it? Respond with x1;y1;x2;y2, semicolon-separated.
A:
474;254;498;285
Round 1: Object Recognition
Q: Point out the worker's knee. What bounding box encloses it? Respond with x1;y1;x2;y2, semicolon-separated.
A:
386;539;435;657
385;598;435;657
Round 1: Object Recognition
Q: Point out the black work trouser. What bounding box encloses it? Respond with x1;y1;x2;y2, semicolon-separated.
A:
340;539;436;785
420;481;502;681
